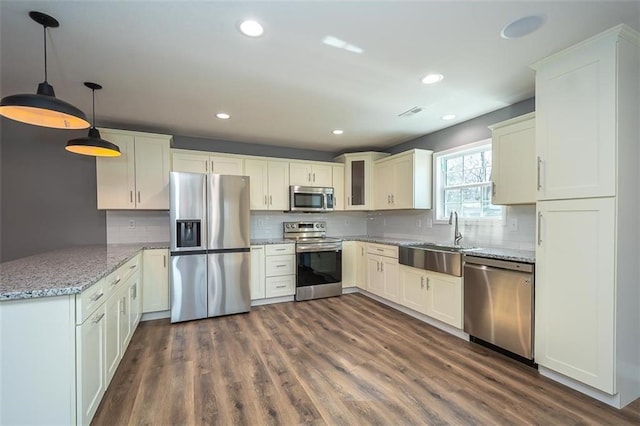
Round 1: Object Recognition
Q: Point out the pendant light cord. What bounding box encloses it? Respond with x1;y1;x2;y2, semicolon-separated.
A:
42;24;48;82
91;88;96;127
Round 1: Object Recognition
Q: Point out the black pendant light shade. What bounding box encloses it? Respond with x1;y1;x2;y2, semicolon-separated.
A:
0;11;90;129
66;82;121;157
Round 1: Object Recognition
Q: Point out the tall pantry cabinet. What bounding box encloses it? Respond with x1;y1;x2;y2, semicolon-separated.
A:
533;25;639;408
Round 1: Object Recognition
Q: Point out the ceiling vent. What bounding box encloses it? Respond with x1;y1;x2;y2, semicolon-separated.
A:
398;106;423;118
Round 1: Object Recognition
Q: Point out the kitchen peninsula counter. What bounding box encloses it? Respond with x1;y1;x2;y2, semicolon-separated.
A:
0;243;169;301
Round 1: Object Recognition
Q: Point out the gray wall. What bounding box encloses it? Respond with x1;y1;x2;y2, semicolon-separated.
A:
172;134;336;162
387;97;535;154
0;119;106;262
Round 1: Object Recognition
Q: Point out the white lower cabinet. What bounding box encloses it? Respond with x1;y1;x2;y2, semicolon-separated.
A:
366;244;399;302
250;246;266;300
76;305;106;426
142;249;169;313
355;242;367;289
399;265;463;329
265;275;296;298
341;241;356;288
105;289;122;385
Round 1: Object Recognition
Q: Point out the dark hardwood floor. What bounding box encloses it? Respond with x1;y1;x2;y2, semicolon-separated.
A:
92;293;640;425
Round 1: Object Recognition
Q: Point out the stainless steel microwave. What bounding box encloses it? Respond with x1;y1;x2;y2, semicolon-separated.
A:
289;186;334;212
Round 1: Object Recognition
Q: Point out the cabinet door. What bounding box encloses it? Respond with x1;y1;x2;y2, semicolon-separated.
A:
134;136;171;209
341;241;356;288
267;162;290;210
128;272;142;336
366;255;383;296
105;293;121;385
289;162;312;186
172;152;209;173
355;242;367;289
399;266;428;314
311;164;333;187
346;158;367;210
211;156;244;175
392;155;414;209
425;272;463;329
332;165;344;211
76;305;106;426
492;116;536;205
96;133;135;209
142;249;169;313
250;246;266;300
535;37;616;200
374;161;394;210
244;159;269;210
535;198;615;393
381;257;400;302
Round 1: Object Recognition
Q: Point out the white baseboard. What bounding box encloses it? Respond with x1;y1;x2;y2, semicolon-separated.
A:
141;310;170;321
356;289;469;341
538;366;622;409
342;286;359;294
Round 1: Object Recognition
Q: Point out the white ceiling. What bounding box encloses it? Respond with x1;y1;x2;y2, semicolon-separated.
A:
1;1;639;152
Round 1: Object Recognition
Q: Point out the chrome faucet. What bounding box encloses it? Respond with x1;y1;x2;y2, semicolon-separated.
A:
449;211;463;246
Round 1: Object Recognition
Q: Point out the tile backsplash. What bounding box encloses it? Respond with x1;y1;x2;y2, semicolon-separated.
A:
366;205;536;250
106;206;535;250
106;211;170;244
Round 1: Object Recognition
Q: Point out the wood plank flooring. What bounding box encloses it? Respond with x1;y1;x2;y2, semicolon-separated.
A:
92;294;640;425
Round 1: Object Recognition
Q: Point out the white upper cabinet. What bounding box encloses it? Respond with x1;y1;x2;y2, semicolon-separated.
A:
332;164;344;211
289;162;332;187
335;152;389;211
373;149;432;210
244;159;290;210
97;129;171;210
489;112;536;205
533;32;621;200
171;149;244;175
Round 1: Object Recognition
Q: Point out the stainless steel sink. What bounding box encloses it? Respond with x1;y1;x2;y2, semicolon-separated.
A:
398;243;467;276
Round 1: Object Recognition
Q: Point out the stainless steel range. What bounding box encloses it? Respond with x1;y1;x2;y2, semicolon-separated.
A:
284;221;342;301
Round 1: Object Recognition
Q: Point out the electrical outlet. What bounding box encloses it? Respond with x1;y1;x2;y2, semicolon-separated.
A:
257;219;265;227
129;220;136;229
345;219;350;225
508;218;518;232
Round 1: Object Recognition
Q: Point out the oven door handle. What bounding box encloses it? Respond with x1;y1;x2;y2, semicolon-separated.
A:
296;243;342;253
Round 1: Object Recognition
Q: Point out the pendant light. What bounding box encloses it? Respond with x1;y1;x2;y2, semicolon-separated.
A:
0;11;90;129
66;82;121;157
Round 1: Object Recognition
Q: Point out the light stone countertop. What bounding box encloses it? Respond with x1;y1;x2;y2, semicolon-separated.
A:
463;247;535;264
250;238;292;245
0;243;168;301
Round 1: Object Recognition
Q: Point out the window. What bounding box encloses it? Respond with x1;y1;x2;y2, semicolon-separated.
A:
433;139;502;221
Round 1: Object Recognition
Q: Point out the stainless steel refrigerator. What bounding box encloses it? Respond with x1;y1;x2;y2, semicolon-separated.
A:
169;172;251;323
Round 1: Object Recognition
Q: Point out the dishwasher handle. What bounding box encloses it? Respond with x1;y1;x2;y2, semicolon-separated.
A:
464;256;534;273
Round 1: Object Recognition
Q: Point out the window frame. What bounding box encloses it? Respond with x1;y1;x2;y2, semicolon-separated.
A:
432;138;504;225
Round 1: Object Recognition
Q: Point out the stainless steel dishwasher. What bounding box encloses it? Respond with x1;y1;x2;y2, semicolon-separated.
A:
463;255;534;361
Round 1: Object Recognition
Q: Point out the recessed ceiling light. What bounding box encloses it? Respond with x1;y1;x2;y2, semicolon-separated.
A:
421;73;444;84
322;35;364;54
501;15;546;39
332;129;344;135
441;114;456;121
216;113;230;120
239;20;264;37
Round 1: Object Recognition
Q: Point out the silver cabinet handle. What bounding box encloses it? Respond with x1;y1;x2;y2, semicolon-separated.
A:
276;285;287;289
91;292;104;302
269;195;272;205
121;297;126;315
264;195;267;205
308;172;312;182
275;264;287;268
130;191;133;203
111;278;121;287
163;255;166;268
132;284;137;300
313;173;316;182
376;248;384;252
492;182;496;196
421;277;424;289
426;277;430;290
137;191;141;203
537;157;543;191
387;195;391;204
206;161;209;172
361;247;364;256
92;313;105;324
348;196;351;206
381;262;384;272
537;212;543;245
376;261;380;272
129;265;136;270
391;194;394;204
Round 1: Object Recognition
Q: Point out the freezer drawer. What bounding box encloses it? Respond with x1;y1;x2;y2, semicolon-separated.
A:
170;253;208;323
464;257;534;359
208;251;251;317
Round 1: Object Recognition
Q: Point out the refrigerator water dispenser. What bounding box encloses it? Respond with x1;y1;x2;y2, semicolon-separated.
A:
176;220;201;248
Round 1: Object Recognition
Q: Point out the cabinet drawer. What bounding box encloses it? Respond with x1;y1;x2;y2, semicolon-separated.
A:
119;254;141;283
265;255;295;277
76;278;107;324
265;275;295;298
367;243;398;259
265;244;295;256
